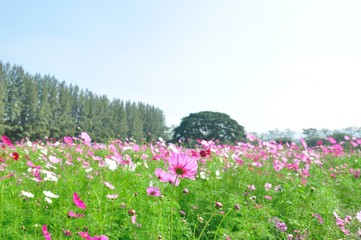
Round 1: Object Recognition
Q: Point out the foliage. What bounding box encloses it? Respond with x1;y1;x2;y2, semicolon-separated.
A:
0;61;167;142
259;128;296;145
172;111;246;145
302;128;361;147
0;134;361;239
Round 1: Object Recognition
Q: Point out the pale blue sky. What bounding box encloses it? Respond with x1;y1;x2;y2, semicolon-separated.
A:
1;0;360;133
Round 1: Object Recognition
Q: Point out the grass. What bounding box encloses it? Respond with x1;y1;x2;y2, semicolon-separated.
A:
0;135;361;239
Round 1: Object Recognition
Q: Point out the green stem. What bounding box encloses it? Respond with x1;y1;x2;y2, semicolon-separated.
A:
193;222;199;239
170;196;174;239
213;209;233;240
197;211;217;240
170;174;179;239
91;188;102;229
0;179;3;231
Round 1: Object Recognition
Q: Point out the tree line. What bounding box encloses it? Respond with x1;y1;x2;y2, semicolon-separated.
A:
0;61;167;142
254;127;361;146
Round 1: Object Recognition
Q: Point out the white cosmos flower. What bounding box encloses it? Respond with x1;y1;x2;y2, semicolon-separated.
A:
21;191;34;198
128;163;137;172
43;190;59;198
44;197;53;203
105;158;118;171
48;156;61;164
199;171;208;180
215;170;222;179
42;170;59;182
356;211;361;222
168;144;179;154
40;148;48;155
104;181;115;189
106;194;118;199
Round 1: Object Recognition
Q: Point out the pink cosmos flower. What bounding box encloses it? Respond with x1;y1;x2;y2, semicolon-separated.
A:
63;136;73;145
79;232;90;239
42;225;51;240
248;185;256;190
27;161;37;168
131;215;142;228
312;213;324;224
49;156;61;164
275;221;287;232
73;192;86;209
155;168;169;182
79;232;108;240
68;211;85;218
168;152;198;180
1;135;13;148
33;168;42;181
154;168;180;186
146;186;161;196
95;236;109;240
168;173;180;186
265;195;272;200
264;182;272;191
80;132;92;146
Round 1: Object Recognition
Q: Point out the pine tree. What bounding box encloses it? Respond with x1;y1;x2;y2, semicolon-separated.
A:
20;74;38;138
0;62;9;134
126;101;144;141
78;90;95;135
33;77;51;140
58;81;76;137
4;65;25;140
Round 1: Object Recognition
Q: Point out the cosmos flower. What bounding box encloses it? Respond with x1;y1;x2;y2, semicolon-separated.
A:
42;225;51;240
63;136;73;145
20;190;34;198
68;211;85;218
43;191;59;199
106;194;119;199
1;135;13;148
146;186;161;196
105;158;118;171
264;182;272;191
73;192;86;209
356;211;361;222
154;168;180;186
80;132;92;146
11;152;19;161
104;181;115;189
168;152;198;180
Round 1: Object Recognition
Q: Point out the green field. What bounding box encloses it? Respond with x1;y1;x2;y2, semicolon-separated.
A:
1;134;361;239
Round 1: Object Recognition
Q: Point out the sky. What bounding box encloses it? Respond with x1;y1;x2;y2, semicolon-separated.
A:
1;0;360;134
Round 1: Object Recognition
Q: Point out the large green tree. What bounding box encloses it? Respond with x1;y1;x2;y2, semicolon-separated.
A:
172;111;246;145
302;128;321;147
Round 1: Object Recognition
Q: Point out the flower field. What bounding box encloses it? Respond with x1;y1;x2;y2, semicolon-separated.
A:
1;133;361;239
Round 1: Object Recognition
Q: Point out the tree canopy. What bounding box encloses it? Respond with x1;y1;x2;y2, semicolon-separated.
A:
172;111;246;145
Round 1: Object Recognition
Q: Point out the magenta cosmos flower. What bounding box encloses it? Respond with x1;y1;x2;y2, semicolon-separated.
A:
168;152;198;180
42;225;52;240
73;192;86;209
146;186;161;196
